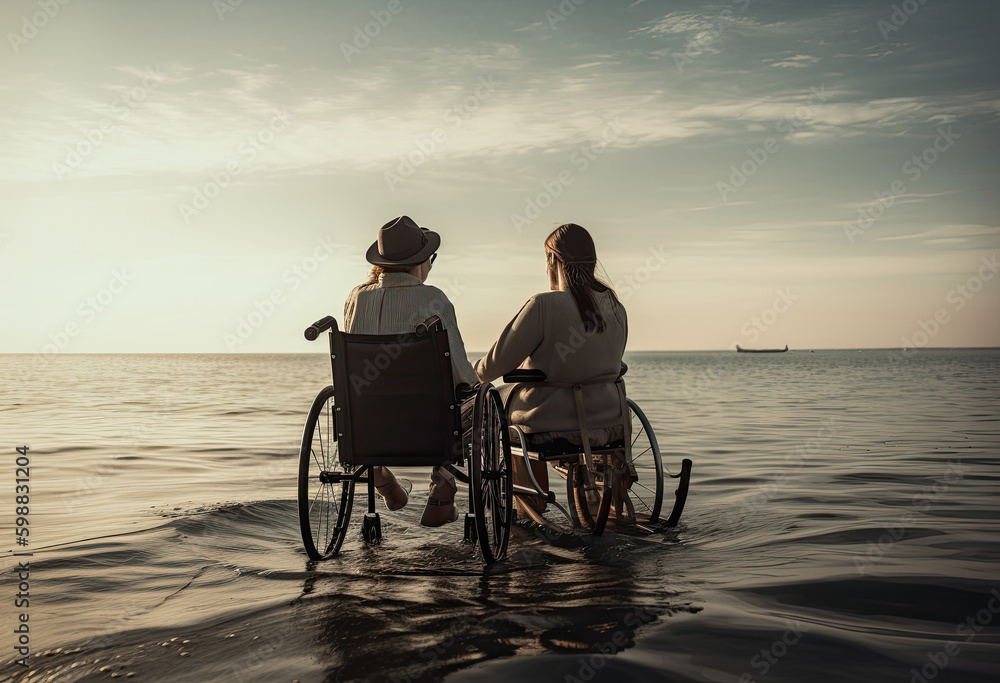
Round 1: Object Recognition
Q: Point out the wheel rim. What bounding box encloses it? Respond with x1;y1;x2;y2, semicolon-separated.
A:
298;387;353;561
473;388;511;562
624;398;664;524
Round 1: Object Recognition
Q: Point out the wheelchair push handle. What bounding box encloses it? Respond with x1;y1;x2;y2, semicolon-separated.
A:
304;316;338;341
413;315;443;337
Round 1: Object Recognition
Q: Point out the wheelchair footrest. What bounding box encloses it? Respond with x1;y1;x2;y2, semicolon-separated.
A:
464;513;477;543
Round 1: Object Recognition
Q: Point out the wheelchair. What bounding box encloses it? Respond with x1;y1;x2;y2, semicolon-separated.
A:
499;367;692;536
297;315;513;565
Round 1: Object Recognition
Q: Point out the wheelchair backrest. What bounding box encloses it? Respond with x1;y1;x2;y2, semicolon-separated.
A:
330;325;462;466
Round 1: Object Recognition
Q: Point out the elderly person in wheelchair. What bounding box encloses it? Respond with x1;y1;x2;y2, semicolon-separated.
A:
343;215;478;527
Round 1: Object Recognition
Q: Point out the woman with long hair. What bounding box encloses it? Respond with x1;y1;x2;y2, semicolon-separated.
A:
475;223;628;516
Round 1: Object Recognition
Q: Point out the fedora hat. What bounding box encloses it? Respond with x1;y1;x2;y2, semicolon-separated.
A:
366;215;441;266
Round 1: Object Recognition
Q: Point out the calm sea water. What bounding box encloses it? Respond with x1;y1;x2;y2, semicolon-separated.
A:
2;350;999;683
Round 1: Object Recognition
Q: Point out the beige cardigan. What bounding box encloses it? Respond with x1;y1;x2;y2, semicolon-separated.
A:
475;289;628;435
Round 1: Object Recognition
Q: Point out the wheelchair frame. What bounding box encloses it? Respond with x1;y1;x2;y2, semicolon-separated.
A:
498;367;692;535
297;315;513;565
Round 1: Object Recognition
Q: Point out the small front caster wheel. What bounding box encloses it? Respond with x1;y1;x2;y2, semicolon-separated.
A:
362;512;382;544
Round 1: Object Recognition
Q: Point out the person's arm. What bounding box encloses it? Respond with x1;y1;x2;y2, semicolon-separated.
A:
475;296;545;383
621;302;629;355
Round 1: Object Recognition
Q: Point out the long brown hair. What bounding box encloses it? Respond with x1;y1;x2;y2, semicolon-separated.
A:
545;223;620;333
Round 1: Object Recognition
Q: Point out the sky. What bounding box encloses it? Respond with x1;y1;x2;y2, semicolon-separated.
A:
1;0;998;353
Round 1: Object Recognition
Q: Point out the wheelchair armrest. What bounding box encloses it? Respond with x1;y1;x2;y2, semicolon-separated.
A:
455;382;478;400
502;368;547;383
619;362;628;378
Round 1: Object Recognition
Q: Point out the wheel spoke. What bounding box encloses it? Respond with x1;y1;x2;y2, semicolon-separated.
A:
490;480;501;514
322;484;331;546
310;482;324;514
316;416;325;462
323;486;331;544
311;445;323;473
632;445;651;461
633;480;655;495
326;402;333;467
314;485;324;548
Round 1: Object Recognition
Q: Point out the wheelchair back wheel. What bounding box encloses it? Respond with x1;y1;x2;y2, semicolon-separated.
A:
623;398;665;524
298;385;354;561
568;460;613;535
469;385;512;563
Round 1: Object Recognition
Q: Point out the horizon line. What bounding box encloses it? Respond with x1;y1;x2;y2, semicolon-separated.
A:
3;346;1000;355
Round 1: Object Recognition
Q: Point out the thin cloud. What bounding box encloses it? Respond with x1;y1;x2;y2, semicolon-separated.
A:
769;54;822;68
634;11;758;38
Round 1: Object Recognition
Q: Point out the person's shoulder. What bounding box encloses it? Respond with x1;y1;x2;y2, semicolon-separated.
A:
347;283;377;298
420;283;454;302
528;290;575;308
417;284;459;313
529;290;569;303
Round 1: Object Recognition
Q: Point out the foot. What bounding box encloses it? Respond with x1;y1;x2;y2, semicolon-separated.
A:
420;470;458;527
373;466;408;511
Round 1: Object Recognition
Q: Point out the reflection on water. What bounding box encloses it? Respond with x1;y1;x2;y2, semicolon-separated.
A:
2;350;998;682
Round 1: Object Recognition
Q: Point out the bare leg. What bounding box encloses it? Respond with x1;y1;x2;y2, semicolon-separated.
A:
421;466;458;526
372;466;408;511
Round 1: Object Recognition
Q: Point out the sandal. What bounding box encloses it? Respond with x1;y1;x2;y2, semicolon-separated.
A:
420;470;458;527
